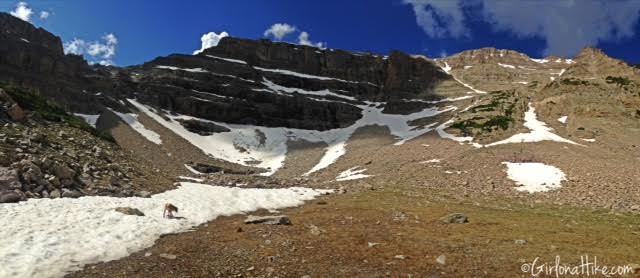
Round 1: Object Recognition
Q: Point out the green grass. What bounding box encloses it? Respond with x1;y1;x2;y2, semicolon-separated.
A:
605;76;631;87
561;78;590;86
451;115;513;134
2;85;115;142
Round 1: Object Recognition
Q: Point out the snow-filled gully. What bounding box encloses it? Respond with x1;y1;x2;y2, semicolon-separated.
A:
0;183;330;278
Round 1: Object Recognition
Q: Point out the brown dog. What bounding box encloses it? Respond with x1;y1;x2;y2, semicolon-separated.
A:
163;203;178;218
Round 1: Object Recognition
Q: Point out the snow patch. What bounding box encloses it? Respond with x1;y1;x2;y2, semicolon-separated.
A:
205;55;247;65
441;62;452;74
581;138;596;142
419;159;440;164
111;110;162;145
262;78;356;101
0;183;329;278
127;98;450;176
502;162;565;193
336;167;371;181
530;58;548;64
254;66;375;86
73;113;100;128
155;65;208;73
498;63;515;69
487;104;579;146
435;119;483;148
557;116;567;124
178;176;204;182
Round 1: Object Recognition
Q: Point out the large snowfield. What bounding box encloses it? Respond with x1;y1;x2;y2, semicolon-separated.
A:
0;183;330;278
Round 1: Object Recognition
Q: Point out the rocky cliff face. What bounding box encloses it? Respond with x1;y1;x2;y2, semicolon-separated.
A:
0;13;107;113
120;37;463;130
0;12;462;131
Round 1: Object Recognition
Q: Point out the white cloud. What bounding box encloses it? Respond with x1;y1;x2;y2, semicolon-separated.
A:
193;31;229;55
10;1;33;22
63;38;86;55
39;10;49;20
404;0;640;57
63;33;118;65
403;0;469;38
264;23;297;40
297;31;326;49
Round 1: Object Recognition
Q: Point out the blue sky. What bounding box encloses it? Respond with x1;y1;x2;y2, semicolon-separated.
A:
2;0;639;66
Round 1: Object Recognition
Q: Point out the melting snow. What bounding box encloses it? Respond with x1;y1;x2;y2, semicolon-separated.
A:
0;183;329;278
336;167;371;181
128;95;451;176
111;110;162;145
262;78;356;101
530;58;548;64
486;103;579;146
155;65;208;73
184;164;203;175
178;176;204;182
502;162;565;193
435;119;483;148
557;116;567;124
441;62;452;74
498;63;516;69
73;113;100;128
205;55;247;65
581;138;596;142
464;65;472;69
419;159;441;164
254;66;376;86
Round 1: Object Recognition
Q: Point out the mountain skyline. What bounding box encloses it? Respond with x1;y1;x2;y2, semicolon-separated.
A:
1;0;639;66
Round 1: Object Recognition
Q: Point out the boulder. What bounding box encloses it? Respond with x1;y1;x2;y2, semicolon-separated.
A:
244;215;291;225
439;213;469;224
115;207;145;216
52;164;75;180
0;167;22;190
0;190;22;203
50;189;61;198
61;189;82;198
6;104;25;122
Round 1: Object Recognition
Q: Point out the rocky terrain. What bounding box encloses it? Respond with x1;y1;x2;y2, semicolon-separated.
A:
0;86;173;203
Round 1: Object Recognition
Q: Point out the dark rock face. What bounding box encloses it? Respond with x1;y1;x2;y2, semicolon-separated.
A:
0;12;452;132
176;119;230;135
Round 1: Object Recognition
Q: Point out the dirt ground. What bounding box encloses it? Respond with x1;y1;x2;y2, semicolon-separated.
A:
67;185;640;278
68;112;640;278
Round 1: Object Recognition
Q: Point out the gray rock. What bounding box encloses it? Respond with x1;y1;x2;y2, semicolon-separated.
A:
52;164;75;180
50;189;61;198
115;207;145;216
436;254;447;265
0;167;21;190
0;190;22;203
308;224;321;235
244;215;291;225
61;189;82;198
515;239;527;245
135;191;152;198
158;253;177;260
439;213;468;224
